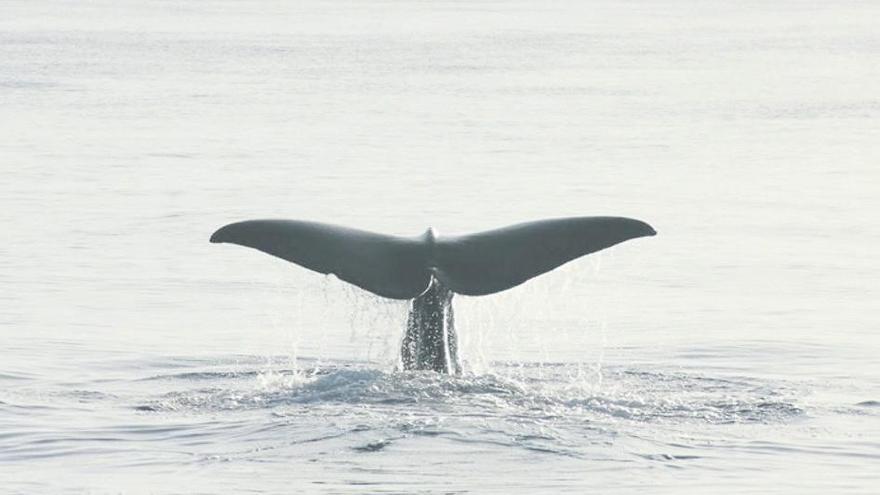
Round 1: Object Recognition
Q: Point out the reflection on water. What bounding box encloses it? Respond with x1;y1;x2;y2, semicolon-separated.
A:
2;350;876;493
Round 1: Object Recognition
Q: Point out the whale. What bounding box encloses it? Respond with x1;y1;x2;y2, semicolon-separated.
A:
210;216;656;374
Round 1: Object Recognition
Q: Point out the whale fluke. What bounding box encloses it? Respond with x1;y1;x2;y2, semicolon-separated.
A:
432;217;655;296
210;216;655;299
212;216;655;373
210;220;432;299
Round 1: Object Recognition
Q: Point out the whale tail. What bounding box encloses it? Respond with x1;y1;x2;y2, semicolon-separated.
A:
210;216;656;299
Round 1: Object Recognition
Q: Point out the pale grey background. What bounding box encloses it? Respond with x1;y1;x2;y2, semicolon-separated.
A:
1;0;878;493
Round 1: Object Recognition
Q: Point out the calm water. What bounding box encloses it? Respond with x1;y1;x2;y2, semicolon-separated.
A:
2;0;879;493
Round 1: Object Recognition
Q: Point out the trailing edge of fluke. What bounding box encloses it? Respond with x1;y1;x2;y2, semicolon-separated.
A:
209;216;656;299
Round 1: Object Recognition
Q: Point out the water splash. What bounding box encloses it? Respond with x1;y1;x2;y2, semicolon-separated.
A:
138;360;804;427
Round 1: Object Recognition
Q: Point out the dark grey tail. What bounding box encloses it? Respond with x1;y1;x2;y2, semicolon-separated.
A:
210;216;656;299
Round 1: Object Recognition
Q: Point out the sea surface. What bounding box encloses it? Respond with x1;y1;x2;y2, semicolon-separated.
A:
1;0;878;493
